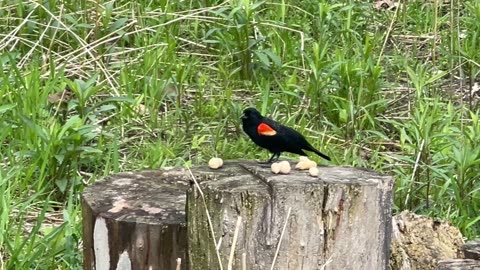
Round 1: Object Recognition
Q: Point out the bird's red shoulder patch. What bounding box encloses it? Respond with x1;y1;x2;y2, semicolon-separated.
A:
257;123;277;136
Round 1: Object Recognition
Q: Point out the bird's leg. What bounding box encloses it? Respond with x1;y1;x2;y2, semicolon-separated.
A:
266;153;281;163
268;153;278;163
257;153;278;164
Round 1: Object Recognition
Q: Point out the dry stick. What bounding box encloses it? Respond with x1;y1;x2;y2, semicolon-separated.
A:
0;8;37;49
242;253;247;270
216;236;223;251
42;20;138;68
27;0;120;95
17;15;54;68
227;216;243;270
404;139;425;207
0;35;63;60
432;0;439;63
142;1;230;33
320;255;333;270
376;0;400;67
269;207;292;270
186;167;224;270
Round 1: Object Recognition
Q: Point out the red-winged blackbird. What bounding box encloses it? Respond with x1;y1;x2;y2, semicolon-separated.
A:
241;107;331;163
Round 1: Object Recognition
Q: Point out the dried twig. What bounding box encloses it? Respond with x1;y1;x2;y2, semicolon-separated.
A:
227;216;242;270
186;166;224;270
270;207;292;270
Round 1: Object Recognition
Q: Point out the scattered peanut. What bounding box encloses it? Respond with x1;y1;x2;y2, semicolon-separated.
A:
299;156;310;162
279;161;291;174
309;166;319;177
271;162;281;174
208;157;223;169
295;160;317;170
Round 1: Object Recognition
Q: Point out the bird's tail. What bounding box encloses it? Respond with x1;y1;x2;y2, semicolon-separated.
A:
311;147;331;161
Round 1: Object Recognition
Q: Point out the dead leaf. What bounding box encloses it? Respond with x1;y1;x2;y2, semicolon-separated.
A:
47;89;72;103
374;0;398;11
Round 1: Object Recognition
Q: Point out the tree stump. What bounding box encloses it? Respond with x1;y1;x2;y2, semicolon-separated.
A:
187;161;394;270
437;259;480;270
462;240;480;260
389;211;464;270
82;169;192;270
82;161;394;270
437;240;480;270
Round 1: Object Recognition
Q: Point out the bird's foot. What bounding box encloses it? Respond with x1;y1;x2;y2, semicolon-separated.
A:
256;160;273;164
256;153;280;164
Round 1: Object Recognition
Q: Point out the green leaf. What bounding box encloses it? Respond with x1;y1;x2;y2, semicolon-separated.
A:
426;70;448;85
101;96;134;104
57;115;82;140
96;104;117;113
93;96;134;109
77;146;103;154
54;154;65;164
253;50;270;67
18;114;49;142
0;104;16;114
76;23;94;29
75;125;99;136
251;1;265;10
262;50;282;67
109;18;128;32
465;216;480;229
55;178;68;193
405;65;417;83
339;109;348;123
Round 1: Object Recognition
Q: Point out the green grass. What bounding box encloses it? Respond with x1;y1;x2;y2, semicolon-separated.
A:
1;0;479;268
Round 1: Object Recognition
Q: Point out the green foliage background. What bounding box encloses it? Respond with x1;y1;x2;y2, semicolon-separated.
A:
0;0;479;268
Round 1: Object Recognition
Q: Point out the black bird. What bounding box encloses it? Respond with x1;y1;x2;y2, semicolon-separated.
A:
241;107;331;163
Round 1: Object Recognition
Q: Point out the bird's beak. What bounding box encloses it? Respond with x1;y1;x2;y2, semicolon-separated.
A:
241;113;247;120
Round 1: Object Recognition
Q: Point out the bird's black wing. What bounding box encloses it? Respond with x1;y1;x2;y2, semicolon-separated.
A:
261;118;309;155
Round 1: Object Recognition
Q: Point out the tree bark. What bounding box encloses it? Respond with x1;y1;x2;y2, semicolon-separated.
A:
187;161;394;270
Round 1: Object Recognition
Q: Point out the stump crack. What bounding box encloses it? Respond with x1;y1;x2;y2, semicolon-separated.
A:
238;163;271;188
321;185;329;255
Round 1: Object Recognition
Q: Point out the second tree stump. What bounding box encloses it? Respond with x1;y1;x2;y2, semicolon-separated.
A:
187;161;394;270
